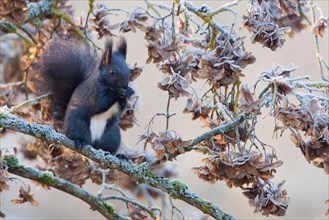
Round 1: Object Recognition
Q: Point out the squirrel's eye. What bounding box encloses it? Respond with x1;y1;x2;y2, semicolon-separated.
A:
110;70;115;75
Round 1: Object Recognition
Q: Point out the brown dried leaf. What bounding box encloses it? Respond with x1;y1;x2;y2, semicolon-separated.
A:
312;17;328;38
127;203;148;220
129;63;143;81
11;186;39;206
158;71;190;99
239;84;262;115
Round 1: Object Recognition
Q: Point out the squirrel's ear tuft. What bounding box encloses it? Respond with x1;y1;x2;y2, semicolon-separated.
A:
117;37;127;59
100;39;113;68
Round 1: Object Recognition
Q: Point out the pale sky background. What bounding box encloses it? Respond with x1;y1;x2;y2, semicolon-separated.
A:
1;0;328;219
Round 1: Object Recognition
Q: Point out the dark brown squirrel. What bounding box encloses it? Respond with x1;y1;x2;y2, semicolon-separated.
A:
33;37;134;154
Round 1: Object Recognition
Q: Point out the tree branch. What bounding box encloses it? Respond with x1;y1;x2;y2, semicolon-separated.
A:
102;195;160;219
0;107;235;220
10;93;51;114
190;113;246;147
176;0;229;37
164;113;247;161
7;165;129;220
208;0;242;17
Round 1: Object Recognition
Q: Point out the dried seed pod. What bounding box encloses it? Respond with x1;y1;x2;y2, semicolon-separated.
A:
243;178;289;217
312;17;328;38
243;1;291;50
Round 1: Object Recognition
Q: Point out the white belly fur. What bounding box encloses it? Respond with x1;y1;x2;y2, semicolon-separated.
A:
90;102;119;142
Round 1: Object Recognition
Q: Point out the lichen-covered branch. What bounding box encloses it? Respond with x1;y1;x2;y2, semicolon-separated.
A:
175;0;231;37
190;114;246;146
6;165;128;220
0;0;86;45
164;113;247;161
0;107;234;220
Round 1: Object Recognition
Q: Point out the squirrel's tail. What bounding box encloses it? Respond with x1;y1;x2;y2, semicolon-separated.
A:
33;39;97;127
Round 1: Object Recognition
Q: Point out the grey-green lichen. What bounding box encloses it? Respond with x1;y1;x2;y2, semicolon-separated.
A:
3;156;19;168
102;201;115;214
194;198;212;213
170;179;188;194
0;19;17;33
39;171;55;184
194;197;234;220
28;0;54;20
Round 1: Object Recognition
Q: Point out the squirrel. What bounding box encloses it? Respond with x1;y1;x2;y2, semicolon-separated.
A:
33;37;134;154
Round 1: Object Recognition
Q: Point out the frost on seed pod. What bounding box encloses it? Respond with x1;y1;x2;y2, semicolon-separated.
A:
139;130;192;160
183;94;212;120
243;178;289;217
257;64;297;95
196;35;255;87
120;10;149;33
239;84;262;115
242;1;291;50
266;0;307;36
91;4;120;38
312;17;328;38
276;96;329;174
193;150;283;188
158;70;190;99
146;35;185;64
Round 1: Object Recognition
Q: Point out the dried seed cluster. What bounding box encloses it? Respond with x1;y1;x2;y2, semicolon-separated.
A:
243;1;291;51
276;99;329;174
139;130;192;160
194;150;283;187
243;178;289;216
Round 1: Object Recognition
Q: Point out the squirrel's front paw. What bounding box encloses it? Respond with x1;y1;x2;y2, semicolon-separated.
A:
117;87;135;99
73;139;88;149
125;87;135;98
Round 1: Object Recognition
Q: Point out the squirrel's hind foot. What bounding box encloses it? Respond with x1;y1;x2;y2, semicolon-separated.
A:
116;153;128;161
73;139;89;150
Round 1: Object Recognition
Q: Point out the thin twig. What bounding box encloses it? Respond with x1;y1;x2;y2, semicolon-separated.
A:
96;168;127;197
165;96;172;130
19;26;38;45
10;93;51;114
208;0;242;17
169;197;185;220
177;0;230;37
310;1;328;82
102;195;160;219
0;81;23;91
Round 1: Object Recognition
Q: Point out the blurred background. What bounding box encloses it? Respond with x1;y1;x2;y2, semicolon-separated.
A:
1;0;328;219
